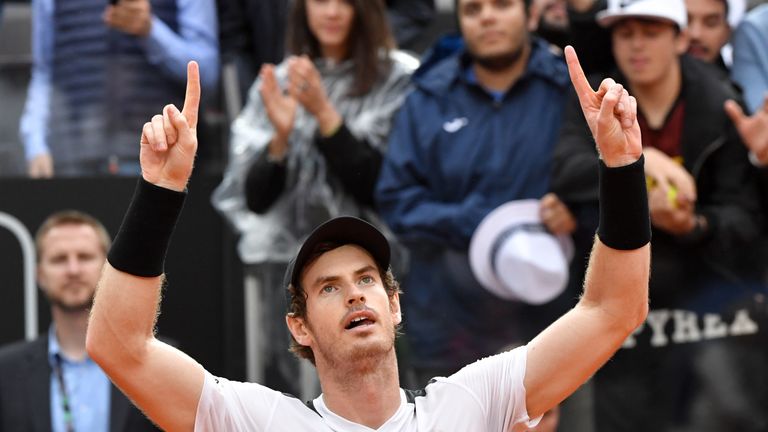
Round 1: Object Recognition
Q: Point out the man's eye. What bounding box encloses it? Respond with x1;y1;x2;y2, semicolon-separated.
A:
360;276;374;284
322;285;336;294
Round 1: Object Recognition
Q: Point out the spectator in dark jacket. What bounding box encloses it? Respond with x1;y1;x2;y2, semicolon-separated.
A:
552;1;765;430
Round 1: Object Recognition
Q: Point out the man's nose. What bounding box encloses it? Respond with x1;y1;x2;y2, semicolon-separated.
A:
65;256;81;274
346;284;366;305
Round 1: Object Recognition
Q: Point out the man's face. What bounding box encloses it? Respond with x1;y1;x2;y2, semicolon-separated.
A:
37;224;105;313
612;19;688;87
289;245;401;370
458;0;530;69
306;0;355;55
530;0;568;31
686;0;730;63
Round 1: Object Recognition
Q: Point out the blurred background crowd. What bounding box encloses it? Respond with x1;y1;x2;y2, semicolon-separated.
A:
0;0;767;431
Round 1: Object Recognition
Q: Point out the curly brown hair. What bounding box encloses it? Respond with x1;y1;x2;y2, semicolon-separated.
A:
286;241;402;365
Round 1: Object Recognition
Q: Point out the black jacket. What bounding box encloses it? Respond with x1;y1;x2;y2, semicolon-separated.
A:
0;337;158;432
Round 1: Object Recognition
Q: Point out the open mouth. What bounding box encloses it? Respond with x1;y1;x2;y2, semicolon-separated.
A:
346;316;375;330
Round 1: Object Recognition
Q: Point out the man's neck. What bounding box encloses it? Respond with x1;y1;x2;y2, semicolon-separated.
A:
472;44;532;93
315;351;401;429
52;308;89;361
629;61;683;129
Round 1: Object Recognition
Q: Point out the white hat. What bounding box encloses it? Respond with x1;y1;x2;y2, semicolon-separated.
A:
726;0;746;28
469;200;574;305
597;0;687;28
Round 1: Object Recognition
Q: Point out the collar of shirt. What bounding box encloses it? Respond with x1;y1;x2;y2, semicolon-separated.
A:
312;389;413;432
47;325;111;432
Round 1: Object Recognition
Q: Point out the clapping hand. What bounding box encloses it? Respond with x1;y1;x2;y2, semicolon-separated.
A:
259;64;297;159
565;46;642;168
140;61;200;192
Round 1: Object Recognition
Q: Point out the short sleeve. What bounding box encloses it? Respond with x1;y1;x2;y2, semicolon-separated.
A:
194;371;280;432
448;346;542;431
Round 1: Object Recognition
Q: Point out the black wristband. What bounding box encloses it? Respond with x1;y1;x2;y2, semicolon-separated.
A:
597;155;651;250
108;178;186;277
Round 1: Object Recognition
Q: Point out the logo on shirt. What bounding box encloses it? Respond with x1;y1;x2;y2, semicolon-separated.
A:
443;117;469;133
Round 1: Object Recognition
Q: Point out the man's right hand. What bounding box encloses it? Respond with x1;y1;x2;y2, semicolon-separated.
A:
564;46;642;168
28;153;54;178
259;64;297;160
140;61;200;192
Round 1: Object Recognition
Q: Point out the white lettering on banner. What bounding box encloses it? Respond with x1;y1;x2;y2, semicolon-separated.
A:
622;308;759;348
702;313;729;339
671;310;702;344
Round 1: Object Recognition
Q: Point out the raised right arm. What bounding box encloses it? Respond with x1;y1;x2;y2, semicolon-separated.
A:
86;62;205;432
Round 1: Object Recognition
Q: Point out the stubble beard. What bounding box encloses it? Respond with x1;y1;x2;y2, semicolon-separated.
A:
45;285;95;314
316;326;397;376
471;39;528;72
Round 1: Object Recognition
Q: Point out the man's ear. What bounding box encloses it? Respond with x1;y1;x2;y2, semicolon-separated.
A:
286;314;312;347
389;292;402;325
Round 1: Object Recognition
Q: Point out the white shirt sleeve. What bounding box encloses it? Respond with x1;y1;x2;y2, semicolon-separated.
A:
447;345;542;431
194;371;282;432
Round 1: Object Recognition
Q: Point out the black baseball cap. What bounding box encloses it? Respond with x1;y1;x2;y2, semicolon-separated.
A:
284;216;391;292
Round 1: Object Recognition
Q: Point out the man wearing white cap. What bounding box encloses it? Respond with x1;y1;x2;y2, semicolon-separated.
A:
552;0;764;430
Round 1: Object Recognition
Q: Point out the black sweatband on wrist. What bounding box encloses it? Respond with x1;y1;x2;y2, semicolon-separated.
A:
597;155;651;250
107;178;186;277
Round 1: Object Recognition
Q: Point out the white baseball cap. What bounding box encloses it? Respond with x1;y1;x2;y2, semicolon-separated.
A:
469;200;574;305
597;0;688;28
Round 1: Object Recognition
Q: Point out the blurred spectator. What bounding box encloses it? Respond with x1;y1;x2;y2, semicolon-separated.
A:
386;0;436;52
552;0;763;430
376;0;576;386
20;0;219;178
725;3;768;285
218;0;288;103
729;3;768;114
686;0;746;68
0;211;157;431
211;0;416;397
529;0;570;48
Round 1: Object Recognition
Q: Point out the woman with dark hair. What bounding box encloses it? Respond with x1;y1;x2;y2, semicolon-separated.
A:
212;0;416;398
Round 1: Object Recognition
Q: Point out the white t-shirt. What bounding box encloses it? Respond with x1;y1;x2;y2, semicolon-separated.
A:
195;346;540;431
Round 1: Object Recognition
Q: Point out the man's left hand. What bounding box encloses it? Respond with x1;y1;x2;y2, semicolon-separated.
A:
540;193;577;235
104;0;152;37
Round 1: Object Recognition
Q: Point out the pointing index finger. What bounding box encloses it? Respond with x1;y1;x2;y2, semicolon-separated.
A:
564;46;595;102
181;61;201;129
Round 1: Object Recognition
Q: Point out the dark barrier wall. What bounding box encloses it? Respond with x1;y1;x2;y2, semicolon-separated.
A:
0;175;245;379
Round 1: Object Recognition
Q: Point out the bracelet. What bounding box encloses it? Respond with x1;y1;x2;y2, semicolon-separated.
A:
107;178;186;277
597;155;651;250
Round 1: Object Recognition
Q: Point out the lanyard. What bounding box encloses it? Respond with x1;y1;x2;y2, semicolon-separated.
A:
53;354;76;432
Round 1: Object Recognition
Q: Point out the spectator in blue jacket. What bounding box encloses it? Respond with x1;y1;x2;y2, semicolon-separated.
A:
376;0;576;386
726;3;768;167
20;0;219;178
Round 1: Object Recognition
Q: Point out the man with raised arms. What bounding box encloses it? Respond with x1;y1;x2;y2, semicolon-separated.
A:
86;50;650;431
